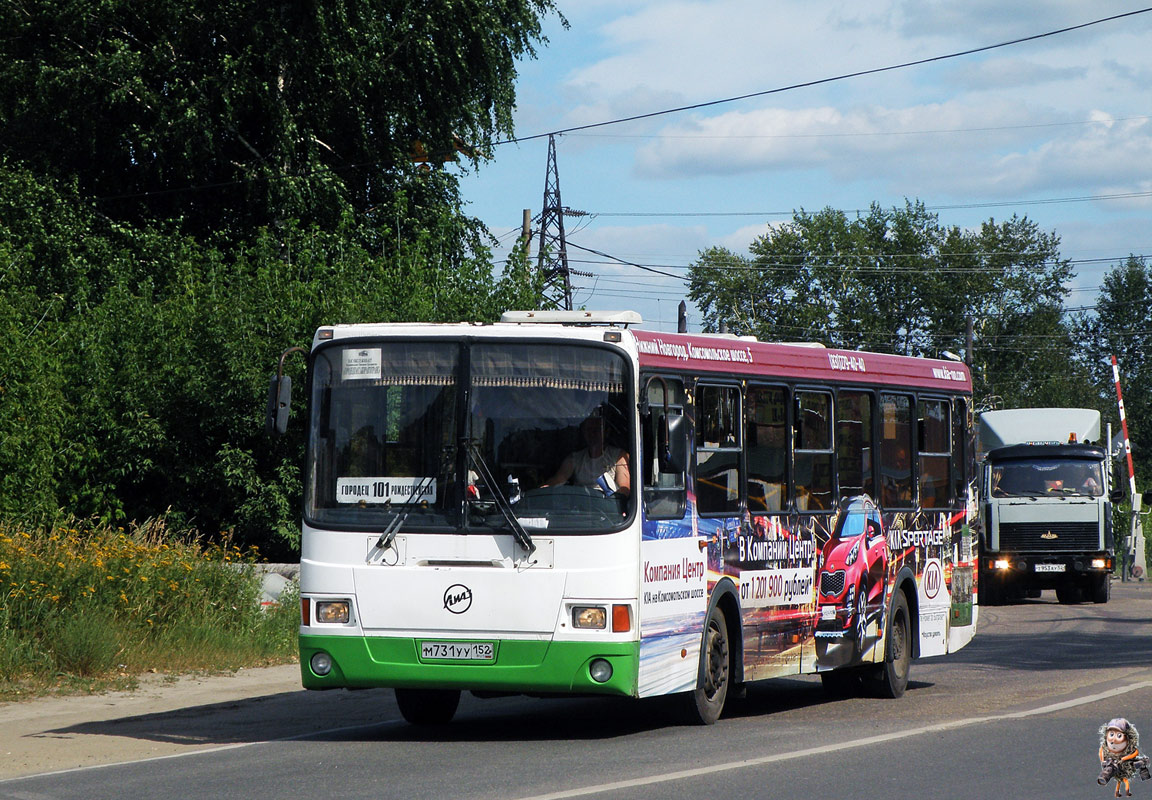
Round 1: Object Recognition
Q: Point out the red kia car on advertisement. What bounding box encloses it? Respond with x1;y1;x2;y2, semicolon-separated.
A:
815;496;888;667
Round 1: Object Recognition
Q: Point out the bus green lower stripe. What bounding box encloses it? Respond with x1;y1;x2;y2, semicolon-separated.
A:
299;634;640;697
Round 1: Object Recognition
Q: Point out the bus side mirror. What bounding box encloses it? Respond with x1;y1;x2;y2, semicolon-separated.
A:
659;413;687;473
265;374;292;435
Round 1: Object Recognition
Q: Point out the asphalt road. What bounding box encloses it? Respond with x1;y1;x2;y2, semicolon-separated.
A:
3;580;1151;800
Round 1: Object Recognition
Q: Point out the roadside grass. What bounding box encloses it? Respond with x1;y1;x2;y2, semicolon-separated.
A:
0;517;299;701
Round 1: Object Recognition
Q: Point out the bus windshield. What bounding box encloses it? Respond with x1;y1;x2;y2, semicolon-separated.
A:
305;340;633;533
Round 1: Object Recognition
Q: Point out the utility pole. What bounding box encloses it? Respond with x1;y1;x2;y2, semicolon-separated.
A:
536;134;573;310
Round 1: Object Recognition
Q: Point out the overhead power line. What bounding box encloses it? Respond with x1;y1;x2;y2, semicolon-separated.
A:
500;7;1152;145
581;190;1152;219
562;115;1152;141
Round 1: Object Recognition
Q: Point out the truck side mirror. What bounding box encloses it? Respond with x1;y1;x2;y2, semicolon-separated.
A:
264;374;292;435
658;412;687;473
1109;487;1125;505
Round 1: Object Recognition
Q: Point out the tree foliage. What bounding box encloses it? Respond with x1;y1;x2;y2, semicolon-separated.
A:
0;1;560;554
1073;256;1152;480
687;201;1097;410
1;0;561;239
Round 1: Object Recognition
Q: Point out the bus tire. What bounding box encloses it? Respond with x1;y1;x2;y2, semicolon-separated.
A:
683;605;730;725
820;668;862;697
395;688;461;725
863;590;910;699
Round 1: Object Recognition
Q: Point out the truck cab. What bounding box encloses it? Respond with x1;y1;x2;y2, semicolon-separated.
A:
977;409;1117;604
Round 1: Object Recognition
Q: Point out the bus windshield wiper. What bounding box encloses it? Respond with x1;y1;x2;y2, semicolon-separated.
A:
375;475;434;552
462;439;536;556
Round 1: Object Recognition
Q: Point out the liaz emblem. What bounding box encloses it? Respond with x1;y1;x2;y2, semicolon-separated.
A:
1041;531;1058;540
443;584;473;614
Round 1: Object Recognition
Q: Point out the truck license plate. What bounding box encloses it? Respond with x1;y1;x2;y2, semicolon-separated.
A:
1034;563;1066;573
420;642;495;661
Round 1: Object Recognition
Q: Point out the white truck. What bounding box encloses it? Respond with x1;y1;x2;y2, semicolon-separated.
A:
977;408;1119;604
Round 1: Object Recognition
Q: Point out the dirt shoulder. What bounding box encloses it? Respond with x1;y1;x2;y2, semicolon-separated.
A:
0;663;307;781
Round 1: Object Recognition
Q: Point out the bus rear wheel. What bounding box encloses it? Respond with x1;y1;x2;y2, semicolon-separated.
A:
683;606;730;725
863;590;910;699
395;688;461;725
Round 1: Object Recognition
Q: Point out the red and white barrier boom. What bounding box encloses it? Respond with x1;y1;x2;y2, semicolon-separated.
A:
1112;355;1143;580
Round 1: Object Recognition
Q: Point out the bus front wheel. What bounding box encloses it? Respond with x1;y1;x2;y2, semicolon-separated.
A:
683;605;730;725
395;688;461;725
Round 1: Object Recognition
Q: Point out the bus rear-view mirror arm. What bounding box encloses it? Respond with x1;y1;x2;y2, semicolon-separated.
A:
265;346;307;435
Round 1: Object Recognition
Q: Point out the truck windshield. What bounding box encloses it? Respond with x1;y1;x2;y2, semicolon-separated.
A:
990;458;1104;498
304;340;633;533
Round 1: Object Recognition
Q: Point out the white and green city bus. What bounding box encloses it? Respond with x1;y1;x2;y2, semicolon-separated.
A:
268;310;979;724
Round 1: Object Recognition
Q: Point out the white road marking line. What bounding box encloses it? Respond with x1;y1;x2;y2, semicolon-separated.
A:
516;679;1152;800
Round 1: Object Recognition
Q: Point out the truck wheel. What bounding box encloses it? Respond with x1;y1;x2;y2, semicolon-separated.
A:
1091;574;1111;604
979;567;1003;606
395;688;461;725
863;590;911;698
683;606;730;725
1055;584;1083;604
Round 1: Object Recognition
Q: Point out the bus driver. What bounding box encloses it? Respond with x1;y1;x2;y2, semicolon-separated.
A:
542;412;631;497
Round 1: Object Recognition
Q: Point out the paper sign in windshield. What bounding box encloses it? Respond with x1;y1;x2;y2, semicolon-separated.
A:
342;348;382;380
336;477;437;504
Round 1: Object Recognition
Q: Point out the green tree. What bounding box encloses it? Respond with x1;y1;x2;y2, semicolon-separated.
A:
1073;256;1152;482
0;1;562;553
1;0;562;240
688;201;1095;409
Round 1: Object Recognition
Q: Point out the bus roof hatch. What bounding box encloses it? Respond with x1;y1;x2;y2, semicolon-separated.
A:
500;310;643;327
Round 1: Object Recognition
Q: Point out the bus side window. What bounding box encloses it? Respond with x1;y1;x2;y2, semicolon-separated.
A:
918;398;951;508
880;393;915;508
695;384;742;516
794;390;833;511
836;389;874;501
746;385;788;514
643;377;687;519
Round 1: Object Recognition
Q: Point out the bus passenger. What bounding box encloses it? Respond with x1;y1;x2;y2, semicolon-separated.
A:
542;413;631;497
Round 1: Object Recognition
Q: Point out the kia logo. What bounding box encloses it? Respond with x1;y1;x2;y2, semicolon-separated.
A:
443;584;473;614
924;560;942;600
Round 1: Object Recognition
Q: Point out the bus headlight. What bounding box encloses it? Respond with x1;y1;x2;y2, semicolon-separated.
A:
311;651;333;676
316;600;350;624
573;606;607;629
589;658;613;683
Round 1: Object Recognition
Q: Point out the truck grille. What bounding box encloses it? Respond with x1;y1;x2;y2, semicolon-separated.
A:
998;522;1100;552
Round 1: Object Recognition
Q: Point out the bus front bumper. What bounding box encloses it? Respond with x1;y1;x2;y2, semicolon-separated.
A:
299;634;640;697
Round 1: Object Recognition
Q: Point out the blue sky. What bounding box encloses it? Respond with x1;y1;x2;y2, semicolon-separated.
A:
458;1;1152;332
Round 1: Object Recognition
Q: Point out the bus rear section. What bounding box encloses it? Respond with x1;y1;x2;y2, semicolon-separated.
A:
294;328;646;723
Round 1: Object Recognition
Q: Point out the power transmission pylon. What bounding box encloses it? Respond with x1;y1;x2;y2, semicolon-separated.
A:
536;134;573;310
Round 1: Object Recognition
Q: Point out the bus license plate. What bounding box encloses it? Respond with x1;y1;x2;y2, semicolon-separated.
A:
420;642;495;661
1035;563;1065;573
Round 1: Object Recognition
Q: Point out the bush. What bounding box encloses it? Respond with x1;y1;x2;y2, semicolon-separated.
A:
0;516;299;698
